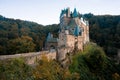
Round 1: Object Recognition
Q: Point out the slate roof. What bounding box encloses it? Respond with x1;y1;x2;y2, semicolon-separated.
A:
72;8;78;18
74;25;82;36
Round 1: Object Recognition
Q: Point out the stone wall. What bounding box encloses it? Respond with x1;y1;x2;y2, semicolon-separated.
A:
66;35;75;48
57;47;73;61
0;51;56;65
57;47;68;61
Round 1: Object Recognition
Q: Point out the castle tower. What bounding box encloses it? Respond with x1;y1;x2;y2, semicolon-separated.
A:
60;8;71;30
45;32;58;50
66;7;70;17
58;8;89;51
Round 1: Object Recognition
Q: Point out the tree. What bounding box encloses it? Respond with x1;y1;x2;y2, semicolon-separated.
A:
69;43;120;80
0;58;33;80
7;36;36;54
33;55;78;80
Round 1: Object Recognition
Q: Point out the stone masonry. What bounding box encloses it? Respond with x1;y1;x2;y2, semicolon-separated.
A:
45;7;90;61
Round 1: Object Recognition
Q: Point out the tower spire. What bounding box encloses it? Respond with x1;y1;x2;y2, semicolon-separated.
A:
73;8;78;18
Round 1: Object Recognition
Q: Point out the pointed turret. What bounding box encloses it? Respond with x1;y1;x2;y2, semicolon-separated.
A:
72;8;78;18
74;25;80;36
60;8;71;18
60;9;66;18
47;32;53;41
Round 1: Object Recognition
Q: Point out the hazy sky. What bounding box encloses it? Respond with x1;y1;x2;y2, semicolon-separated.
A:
0;0;120;25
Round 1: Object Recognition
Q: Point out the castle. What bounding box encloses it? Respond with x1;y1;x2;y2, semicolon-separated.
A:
0;8;90;64
45;8;89;61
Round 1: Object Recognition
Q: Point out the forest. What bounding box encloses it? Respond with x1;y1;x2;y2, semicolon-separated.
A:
0;14;120;56
83;13;120;56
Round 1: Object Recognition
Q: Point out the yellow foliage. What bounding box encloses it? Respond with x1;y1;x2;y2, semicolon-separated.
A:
33;56;74;80
112;73;120;80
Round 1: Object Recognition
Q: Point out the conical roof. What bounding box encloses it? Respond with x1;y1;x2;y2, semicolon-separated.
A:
47;32;52;40
74;25;80;36
73;8;78;18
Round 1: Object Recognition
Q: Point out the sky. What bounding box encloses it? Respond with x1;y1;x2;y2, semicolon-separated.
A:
0;0;120;25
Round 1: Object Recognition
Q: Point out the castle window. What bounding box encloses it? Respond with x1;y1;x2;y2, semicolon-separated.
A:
79;32;82;36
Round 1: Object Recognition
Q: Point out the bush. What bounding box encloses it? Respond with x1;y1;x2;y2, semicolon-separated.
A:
0;58;33;80
69;43;120;80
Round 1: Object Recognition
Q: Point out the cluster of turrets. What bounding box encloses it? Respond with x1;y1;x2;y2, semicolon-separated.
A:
60;8;89;27
60;8;79;18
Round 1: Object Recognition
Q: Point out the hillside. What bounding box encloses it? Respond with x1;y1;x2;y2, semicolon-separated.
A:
83;13;120;56
0;15;59;55
0;14;120;55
